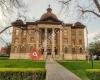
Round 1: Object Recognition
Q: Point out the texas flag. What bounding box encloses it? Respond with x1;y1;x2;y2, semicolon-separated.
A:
29;48;42;61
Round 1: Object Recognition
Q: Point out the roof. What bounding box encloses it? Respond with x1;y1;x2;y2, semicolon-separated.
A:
64;22;85;28
11;8;85;28
38;7;62;24
40;7;57;20
11;19;25;26
73;22;85;28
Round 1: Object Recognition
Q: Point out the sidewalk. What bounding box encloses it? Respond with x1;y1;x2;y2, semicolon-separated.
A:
46;58;81;80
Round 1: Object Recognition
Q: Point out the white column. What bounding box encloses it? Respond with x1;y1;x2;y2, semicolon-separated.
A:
60;29;63;59
44;28;47;59
52;28;55;59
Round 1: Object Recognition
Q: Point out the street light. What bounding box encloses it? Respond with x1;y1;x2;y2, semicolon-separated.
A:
90;52;94;69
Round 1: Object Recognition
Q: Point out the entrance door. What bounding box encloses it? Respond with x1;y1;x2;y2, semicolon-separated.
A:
47;49;51;55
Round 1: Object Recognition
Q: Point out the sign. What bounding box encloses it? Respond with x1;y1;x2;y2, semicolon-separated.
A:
29;48;41;61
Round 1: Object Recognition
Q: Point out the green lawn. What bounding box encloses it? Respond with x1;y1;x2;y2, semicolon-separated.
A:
58;61;100;80
0;59;45;68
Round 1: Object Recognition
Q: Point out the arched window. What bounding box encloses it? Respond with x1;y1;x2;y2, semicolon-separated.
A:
80;48;83;53
64;47;68;53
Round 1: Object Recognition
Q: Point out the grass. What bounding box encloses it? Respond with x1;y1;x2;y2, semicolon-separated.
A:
58;61;100;80
0;59;45;68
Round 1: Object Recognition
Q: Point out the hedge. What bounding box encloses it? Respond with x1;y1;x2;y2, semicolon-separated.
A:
86;69;100;72
86;69;100;80
0;68;46;80
0;56;9;60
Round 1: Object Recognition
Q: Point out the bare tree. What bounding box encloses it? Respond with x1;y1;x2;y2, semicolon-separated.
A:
0;0;25;47
79;0;100;18
0;0;24;17
59;0;100;18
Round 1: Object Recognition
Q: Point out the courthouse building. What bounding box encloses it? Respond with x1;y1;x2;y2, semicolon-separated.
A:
10;7;86;60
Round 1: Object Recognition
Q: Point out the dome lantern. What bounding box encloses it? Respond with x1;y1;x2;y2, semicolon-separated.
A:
47;4;52;13
40;5;58;21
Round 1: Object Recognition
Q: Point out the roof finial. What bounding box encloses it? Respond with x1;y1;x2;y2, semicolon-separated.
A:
49;4;50;8
47;4;52;12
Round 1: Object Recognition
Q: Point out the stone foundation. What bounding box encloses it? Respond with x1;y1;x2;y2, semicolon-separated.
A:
10;53;86;60
10;53;30;59
64;53;86;60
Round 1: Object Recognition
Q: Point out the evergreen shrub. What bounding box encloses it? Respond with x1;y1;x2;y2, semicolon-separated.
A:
0;68;46;80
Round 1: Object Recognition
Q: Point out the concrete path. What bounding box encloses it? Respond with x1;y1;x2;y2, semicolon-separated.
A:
46;57;81;80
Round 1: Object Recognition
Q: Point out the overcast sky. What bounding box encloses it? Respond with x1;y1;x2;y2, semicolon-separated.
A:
0;0;100;47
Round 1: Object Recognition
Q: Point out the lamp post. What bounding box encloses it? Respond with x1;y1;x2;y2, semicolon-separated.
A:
90;52;94;69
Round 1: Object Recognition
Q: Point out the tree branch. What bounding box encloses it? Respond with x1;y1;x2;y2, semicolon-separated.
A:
78;5;100;17
82;9;100;17
59;0;72;4
0;26;12;35
64;0;72;4
0;37;8;46
0;0;25;19
93;0;100;12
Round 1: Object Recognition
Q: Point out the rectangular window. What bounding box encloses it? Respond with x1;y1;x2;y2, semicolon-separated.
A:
30;30;35;35
79;30;83;36
15;38;18;46
64;38;68;43
64;47;68;53
22;38;26;46
80;48;83;53
14;46;19;53
22;38;26;42
79;40;82;45
30;37;34;43
20;46;26;53
22;31;27;37
15;30;19;35
72;39;75;45
64;30;67;36
71;29;76;36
